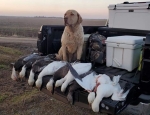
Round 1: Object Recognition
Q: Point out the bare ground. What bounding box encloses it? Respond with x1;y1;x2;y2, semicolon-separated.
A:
0;37;149;115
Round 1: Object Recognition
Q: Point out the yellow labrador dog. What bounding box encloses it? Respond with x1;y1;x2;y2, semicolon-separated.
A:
56;10;84;62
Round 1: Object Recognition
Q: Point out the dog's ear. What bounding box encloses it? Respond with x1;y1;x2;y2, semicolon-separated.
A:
77;13;82;24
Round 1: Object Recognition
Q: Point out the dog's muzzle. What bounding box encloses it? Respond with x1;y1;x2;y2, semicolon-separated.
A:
64;18;68;25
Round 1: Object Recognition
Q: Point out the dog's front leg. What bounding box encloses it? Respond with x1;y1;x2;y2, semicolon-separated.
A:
56;47;63;60
77;45;83;61
62;46;68;61
68;53;73;62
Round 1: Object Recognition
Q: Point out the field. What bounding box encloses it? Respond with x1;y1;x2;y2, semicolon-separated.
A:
0;16;149;115
0;16;106;37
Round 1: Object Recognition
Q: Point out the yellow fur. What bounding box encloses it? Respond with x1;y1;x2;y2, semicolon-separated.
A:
56;10;84;62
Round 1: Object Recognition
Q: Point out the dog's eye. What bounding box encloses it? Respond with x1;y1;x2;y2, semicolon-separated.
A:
71;13;74;16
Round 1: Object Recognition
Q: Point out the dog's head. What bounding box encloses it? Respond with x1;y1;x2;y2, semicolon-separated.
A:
64;10;82;26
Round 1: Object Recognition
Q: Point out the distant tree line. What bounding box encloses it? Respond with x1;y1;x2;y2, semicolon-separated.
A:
34;16;63;18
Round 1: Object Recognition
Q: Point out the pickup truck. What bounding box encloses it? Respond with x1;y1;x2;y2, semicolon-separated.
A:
33;25;150;115
19;1;150;115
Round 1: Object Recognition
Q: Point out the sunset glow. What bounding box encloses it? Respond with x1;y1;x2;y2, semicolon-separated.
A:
0;0;147;19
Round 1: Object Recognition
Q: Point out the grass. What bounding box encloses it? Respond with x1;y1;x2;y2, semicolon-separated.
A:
0;46;22;55
0;94;8;103
0;27;39;37
0;64;8;69
0;46;22;66
11;89;39;105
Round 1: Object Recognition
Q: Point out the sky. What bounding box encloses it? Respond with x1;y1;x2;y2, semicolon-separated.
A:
0;0;148;19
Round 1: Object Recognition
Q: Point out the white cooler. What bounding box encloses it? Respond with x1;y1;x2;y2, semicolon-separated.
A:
108;2;150;30
106;36;144;71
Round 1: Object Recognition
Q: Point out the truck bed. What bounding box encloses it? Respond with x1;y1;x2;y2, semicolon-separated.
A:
94;65;140;84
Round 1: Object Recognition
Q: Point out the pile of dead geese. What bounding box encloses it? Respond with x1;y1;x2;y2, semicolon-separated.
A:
11;53;129;112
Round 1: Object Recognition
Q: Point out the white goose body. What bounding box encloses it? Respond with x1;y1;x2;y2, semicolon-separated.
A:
89;75;128;113
19;65;26;79
36;61;67;88
91;81;122;112
46;78;54;91
28;69;35;86
75;73;112;91
28;57;53;86
11;66;18;81
75;71;97;91
72;72;128;112
55;63;92;92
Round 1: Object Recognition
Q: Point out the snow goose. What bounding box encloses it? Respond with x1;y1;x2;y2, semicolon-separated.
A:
55;63;92;92
35;61;67;89
19;55;44;80
28;56;53;86
46;64;69;93
68;66;129;112
11;53;39;81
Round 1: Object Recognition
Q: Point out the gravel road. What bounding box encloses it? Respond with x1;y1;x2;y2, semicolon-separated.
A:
0;37;37;43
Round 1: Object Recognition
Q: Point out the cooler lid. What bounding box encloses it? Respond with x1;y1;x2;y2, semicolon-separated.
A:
106;36;145;45
108;2;150;10
108;4;116;10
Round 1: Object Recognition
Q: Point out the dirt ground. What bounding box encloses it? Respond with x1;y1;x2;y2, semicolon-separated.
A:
0;37;149;115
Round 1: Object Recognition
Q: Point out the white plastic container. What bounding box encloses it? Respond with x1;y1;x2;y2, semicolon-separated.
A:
105;35;144;71
108;2;150;30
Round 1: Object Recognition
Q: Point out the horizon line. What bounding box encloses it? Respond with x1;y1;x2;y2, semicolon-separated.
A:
0;15;107;20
